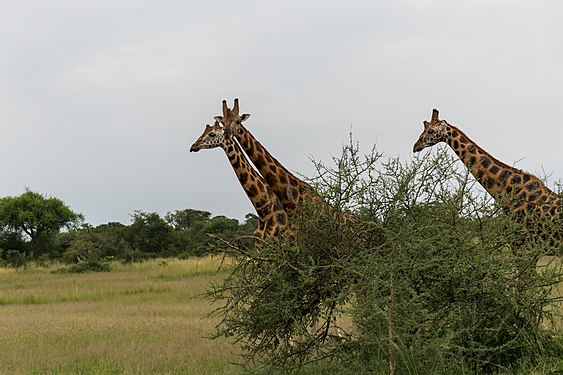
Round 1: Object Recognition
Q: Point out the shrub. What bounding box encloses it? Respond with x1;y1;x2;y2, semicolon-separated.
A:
207;140;563;374
53;260;112;274
1;249;30;268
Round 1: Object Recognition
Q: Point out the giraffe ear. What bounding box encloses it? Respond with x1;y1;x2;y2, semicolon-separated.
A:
240;114;250;122
214;116;224;124
423;120;430;129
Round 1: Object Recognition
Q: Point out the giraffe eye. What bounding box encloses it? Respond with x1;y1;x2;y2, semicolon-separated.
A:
427;129;435;134
209;132;216;138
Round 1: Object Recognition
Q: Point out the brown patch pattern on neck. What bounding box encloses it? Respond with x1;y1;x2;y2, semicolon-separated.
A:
435;117;561;222
222;136;290;240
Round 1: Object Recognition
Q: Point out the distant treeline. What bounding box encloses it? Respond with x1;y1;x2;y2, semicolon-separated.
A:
0;190;257;267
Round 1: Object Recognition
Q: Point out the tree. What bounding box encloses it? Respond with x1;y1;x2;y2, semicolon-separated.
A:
165;209;212;230
0;189;83;256
58;222;132;263
207;215;239;236
55;209;255;262
239;213;259;234
127;211;173;257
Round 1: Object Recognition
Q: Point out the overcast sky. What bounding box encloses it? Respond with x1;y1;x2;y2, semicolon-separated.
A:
1;0;562;225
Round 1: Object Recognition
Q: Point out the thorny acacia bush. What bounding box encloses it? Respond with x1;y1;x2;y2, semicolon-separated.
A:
207;139;562;374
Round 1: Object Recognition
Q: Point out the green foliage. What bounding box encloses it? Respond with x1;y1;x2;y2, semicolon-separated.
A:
207;140;563;374
170;210;255;257
56;209;256;264
54;259;112;274
353;205;561;374
165;208;212;230
127;211;175;257
59;222;131;263
0;189;83;261
0;249;29;268
0;190;255;265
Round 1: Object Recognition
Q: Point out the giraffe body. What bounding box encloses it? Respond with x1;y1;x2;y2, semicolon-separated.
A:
413;109;561;222
190;121;290;240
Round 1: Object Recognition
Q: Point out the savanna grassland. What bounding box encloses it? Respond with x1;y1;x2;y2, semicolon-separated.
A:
0;257;240;375
0;255;561;375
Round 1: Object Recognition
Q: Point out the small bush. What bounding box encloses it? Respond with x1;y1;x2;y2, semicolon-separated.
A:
53;260;112;274
1;249;30;268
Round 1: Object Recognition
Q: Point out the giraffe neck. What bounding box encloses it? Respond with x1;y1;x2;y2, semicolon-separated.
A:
235;125;314;216
222;139;288;238
444;124;560;218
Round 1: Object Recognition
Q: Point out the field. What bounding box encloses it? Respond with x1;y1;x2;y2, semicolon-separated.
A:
0;257;561;375
0;257;240;375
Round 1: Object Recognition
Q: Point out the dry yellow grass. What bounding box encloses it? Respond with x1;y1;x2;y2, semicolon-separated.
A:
0;256;240;375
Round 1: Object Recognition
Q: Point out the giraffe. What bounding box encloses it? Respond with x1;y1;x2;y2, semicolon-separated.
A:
413;109;561;226
213;99;316;218
213;99;357;340
191;118;341;344
190;121;290;240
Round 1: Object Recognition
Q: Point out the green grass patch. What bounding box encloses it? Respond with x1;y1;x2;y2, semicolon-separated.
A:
0;256;240;375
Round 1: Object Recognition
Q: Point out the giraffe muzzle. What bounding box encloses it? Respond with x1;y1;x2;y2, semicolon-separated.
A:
413;141;424;153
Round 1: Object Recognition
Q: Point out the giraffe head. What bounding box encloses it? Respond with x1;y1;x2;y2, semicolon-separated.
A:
214;98;250;135
190;120;231;152
413;109;450;152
